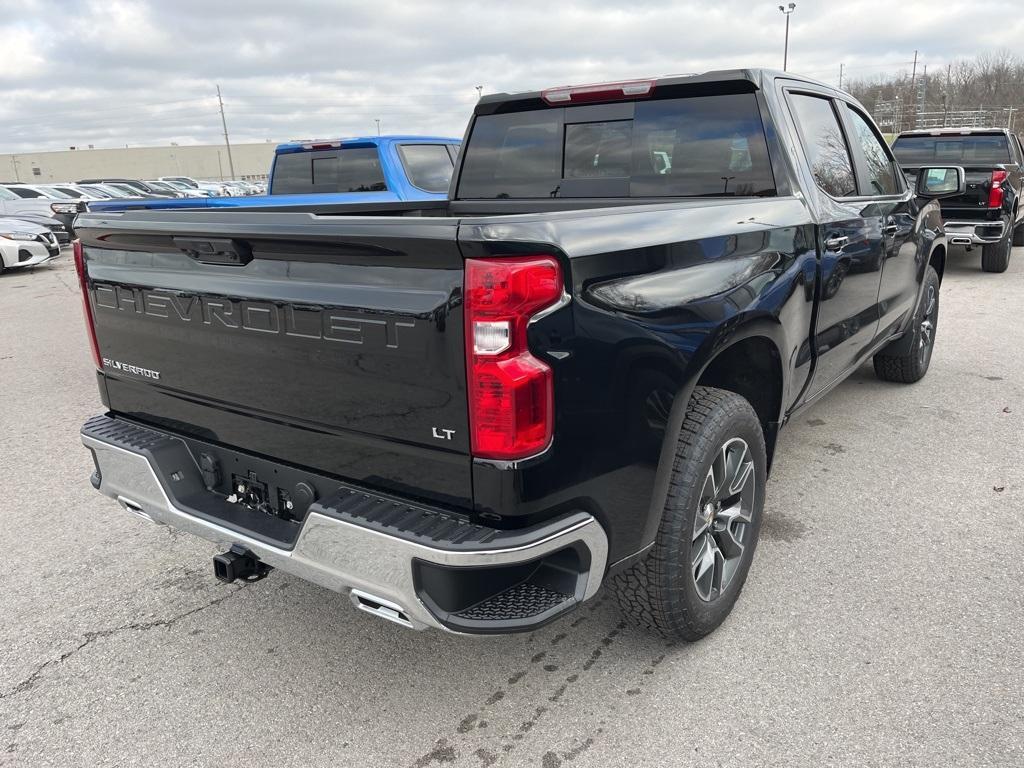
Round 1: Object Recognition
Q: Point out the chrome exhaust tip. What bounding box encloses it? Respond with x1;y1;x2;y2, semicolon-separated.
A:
350;589;414;629
116;495;161;525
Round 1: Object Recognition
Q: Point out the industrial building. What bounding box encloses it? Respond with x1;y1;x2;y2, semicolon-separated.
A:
0;142;277;183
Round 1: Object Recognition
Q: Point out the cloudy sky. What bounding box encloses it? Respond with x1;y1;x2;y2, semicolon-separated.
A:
1;0;1021;153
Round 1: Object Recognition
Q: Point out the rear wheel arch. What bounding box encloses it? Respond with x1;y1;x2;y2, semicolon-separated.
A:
694;335;785;468
621;331;786;570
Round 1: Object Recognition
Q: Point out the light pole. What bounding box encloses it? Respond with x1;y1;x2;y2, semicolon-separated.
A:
475;85;483;100
778;3;796;71
374;118;381;136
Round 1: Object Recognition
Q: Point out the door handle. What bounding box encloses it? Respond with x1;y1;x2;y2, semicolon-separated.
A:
883;222;898;235
824;235;850;251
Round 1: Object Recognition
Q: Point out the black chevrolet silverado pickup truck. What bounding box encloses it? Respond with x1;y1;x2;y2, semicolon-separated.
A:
893;127;1024;272
76;70;959;640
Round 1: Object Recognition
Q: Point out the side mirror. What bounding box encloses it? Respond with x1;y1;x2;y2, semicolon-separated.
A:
916;166;965;198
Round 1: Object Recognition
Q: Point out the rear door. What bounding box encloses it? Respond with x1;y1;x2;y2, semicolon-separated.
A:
838;102;919;339
784;89;886;397
77;210;472;509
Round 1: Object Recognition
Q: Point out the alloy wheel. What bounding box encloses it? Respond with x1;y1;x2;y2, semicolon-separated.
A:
918;283;937;367
691;437;757;602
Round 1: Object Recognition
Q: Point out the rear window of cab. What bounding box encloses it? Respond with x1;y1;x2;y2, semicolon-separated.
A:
457;93;776;199
892;134;1012;165
271;147;387;195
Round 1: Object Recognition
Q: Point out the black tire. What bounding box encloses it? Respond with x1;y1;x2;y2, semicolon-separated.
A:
873;265;940;384
610;386;767;641
981;231;1012;273
1013;221;1024;247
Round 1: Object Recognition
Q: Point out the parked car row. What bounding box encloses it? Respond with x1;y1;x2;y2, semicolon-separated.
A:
0;177;265;272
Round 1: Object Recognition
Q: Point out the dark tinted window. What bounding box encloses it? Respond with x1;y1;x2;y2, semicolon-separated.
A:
789;95;857;197
11;187;43;198
271;147;387;195
844;105;899;195
457;93;775;199
398;144;454;192
892;134;1012;164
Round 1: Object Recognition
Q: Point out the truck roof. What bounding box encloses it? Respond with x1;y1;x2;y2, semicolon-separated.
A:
896;127;1014;137
274;135;459;154
475;68;844;113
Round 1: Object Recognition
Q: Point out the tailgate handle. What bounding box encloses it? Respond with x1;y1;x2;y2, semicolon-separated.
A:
173;237;252;266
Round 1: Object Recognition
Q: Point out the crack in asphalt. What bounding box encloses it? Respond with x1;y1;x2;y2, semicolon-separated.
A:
0;586;247;701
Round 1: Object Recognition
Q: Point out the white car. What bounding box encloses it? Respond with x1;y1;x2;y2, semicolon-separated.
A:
195;182;231;196
3;184;73;200
0;218;61;274
157;175;202;188
0;185;83;227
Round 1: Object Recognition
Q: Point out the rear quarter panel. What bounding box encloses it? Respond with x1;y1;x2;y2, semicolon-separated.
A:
459;197;817;563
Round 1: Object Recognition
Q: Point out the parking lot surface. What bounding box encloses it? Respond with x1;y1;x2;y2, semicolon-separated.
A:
1;248;1022;767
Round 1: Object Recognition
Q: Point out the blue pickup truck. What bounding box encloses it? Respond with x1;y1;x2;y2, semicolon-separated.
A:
88;136;461;212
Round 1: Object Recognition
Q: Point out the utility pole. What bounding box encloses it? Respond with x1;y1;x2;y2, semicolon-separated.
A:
908;50;918;130
838;63;844;90
778;4;796;72
216;84;236;180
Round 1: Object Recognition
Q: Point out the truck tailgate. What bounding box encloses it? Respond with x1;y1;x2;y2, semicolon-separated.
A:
76;211;472;509
905;165;1000;218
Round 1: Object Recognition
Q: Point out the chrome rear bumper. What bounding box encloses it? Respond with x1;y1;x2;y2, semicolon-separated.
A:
944;219;1006;245
83;418;608;633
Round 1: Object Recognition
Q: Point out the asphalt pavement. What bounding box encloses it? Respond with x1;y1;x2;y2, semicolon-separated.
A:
1;247;1021;767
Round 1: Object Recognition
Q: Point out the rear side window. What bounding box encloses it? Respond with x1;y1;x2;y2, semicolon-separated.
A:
892;134;1012;164
788;94;857;198
11;187;43;198
843;105;899;196
271;147;387;195
457;93;776;199
397;144;454;192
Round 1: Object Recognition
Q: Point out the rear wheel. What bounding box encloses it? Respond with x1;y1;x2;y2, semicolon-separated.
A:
873;265;939;384
610;386;766;641
981;230;1012;273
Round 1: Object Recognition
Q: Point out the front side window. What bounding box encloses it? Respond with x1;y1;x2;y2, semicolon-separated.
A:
457;93;776;199
788;94;857;197
398;144;454;192
845;105;899;195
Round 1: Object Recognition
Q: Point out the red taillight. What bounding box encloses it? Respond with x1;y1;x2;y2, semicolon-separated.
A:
73;239;102;370
989;169;1008;208
541;79;656;105
465;256;563;461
